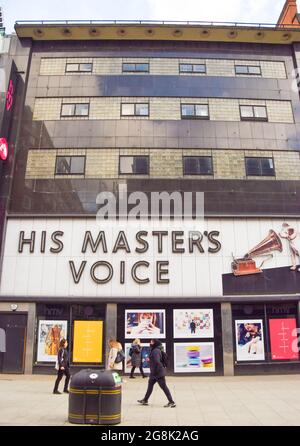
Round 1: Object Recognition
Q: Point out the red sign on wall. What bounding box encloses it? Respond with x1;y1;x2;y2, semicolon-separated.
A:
6;80;14;112
269;318;299;361
0;138;8;161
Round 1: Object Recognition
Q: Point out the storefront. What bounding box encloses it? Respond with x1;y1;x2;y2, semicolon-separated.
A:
233;302;300;375
0;216;300;375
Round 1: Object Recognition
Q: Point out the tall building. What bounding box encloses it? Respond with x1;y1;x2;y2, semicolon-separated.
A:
1;2;300;376
277;0;300;27
0;8;3;29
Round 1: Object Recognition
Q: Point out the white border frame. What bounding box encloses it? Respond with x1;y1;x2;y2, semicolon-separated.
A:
173;309;214;338
37;320;68;362
125;309;166;339
174;342;215;373
235;319;265;362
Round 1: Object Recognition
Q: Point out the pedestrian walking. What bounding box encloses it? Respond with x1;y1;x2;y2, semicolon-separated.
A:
137;339;176;407
129;338;146;378
107;339;124;373
53;339;70;394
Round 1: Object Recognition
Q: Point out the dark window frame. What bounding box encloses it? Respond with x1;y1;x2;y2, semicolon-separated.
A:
239;104;268;122
122;62;149;73
181;103;210;120
179;63;207;74
55;155;86;176
60;103;90;118
235;65;262;76
119;155;150;175
183;156;214;176
120;102;150;117
245;157;275;177
65;62;93;73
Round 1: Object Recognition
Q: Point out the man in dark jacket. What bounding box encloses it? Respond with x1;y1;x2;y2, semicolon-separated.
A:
137;339;176;408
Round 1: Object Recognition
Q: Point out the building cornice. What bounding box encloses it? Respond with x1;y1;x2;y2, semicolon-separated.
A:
14;21;300;45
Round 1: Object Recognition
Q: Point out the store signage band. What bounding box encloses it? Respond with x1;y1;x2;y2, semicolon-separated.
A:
17;228;221;285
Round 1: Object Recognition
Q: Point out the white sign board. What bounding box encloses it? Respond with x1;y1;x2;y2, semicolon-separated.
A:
0;218;297;298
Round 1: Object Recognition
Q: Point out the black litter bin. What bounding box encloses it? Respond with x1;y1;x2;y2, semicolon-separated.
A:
68;369;122;425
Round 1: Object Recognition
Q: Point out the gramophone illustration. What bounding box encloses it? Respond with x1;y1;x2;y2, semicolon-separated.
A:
231;230;283;276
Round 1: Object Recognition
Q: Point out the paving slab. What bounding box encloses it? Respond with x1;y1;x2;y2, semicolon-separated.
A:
0;374;300;426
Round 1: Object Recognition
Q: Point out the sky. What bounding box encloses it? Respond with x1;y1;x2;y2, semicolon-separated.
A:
0;0;293;34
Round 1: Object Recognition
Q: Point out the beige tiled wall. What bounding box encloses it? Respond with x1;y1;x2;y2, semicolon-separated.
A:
39;57;287;79
207;59;235;77
25;148;300;180
32;96;294;123
213;150;246;179
266;100;294;123
260;61;286;78
149;58;179;75
150;149;182;177
26;150;57;178
85;149;119;178
273;151;300;179
209;99;240;121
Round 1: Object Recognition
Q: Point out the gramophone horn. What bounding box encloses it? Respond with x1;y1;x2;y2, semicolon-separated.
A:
246;230;283;259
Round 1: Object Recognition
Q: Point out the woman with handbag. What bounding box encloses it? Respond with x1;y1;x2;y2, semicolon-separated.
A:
107;339;124;373
129;338;146;379
53;338;70;394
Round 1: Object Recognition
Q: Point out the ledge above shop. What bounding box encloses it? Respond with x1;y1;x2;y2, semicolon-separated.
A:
14;20;300;45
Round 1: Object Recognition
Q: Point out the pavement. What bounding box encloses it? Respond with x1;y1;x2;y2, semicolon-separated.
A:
1;374;300;426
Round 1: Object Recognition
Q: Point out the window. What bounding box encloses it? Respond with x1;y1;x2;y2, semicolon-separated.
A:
181;104;209;119
235;65;261;76
122;63;149;73
119;156;149;175
240;105;267;121
232;303;299;364
61;103;89;117
55;156;86;175
245;157;275;176
179;63;206;74
183;156;213;175
121;103;149;117
65;63;93;73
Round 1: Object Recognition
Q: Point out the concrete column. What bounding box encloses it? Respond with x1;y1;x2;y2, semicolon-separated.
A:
105;303;118;367
24;303;36;374
221;302;234;376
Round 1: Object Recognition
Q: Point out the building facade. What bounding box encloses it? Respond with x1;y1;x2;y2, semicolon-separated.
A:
1;16;300;376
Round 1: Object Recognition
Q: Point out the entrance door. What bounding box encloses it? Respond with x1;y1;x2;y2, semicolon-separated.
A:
0;313;27;374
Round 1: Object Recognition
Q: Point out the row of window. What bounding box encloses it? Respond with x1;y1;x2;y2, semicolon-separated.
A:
55;155;275;177
65;62;263;76
60;102;268;121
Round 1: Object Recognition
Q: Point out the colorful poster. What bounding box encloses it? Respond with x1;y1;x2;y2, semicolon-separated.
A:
125;310;166;339
73;320;103;363
235;320;265;361
173;309;214;338
174;342;215;373
269;318;299;361
124;343;166;374
37;320;68;362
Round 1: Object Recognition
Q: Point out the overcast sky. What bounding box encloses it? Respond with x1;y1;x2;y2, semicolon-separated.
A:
0;0;293;34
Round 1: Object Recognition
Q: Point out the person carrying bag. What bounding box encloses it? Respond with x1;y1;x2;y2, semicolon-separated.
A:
53;338;70;395
107;339;124;373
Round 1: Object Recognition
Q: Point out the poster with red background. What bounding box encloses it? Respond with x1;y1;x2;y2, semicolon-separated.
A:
269;318;299;361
